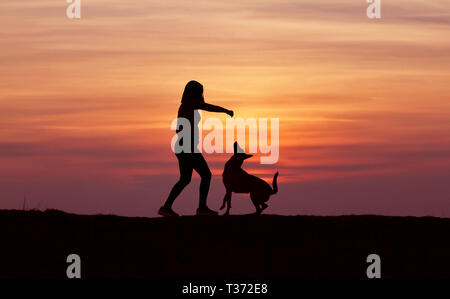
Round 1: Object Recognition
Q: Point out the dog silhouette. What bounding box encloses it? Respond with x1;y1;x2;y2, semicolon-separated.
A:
221;142;278;215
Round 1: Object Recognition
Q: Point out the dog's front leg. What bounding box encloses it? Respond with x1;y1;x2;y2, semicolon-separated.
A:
222;190;232;215
220;190;229;210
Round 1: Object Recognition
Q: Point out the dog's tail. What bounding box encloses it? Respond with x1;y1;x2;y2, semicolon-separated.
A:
270;172;279;195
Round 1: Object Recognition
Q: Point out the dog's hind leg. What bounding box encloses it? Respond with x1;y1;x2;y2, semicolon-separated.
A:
221;190;232;215
220;192;227;210
260;194;270;212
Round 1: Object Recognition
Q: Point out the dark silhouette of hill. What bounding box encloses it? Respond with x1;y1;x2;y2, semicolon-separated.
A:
1;209;450;279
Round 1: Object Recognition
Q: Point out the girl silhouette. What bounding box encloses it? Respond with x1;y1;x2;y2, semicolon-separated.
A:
159;80;233;216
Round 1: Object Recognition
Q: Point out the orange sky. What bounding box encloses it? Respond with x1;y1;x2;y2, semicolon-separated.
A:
1;0;450;216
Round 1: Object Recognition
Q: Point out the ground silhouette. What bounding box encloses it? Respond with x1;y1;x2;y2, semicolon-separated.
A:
1;209;450;279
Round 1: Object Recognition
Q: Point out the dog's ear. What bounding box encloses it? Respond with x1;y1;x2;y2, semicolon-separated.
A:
234;142;245;154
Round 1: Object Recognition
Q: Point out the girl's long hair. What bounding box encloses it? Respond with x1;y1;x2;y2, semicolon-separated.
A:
181;80;204;105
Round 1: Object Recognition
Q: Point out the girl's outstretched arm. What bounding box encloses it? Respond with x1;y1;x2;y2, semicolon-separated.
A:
199;103;233;117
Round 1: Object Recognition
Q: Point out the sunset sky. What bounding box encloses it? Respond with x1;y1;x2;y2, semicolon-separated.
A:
1;0;449;217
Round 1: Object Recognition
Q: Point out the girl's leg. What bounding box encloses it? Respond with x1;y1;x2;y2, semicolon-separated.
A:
193;154;212;208
163;155;193;209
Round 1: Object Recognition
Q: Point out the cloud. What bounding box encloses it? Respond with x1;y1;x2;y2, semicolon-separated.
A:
275;167;450;217
402;15;450;25
0;140;153;158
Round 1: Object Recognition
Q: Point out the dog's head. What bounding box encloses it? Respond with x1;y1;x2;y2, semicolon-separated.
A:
233;142;253;161
224;142;253;172
224;142;252;173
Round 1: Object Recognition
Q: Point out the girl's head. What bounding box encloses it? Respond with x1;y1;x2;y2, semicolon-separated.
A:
181;80;204;105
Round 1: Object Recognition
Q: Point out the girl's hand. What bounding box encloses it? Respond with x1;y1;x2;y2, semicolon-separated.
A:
227;110;234;117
